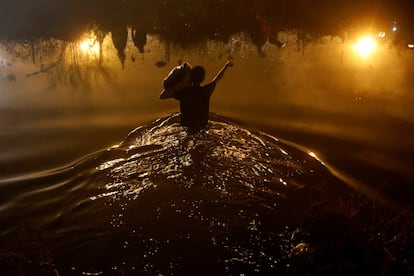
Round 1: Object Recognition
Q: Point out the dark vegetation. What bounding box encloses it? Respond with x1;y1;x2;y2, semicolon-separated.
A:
2;0;413;80
1;0;413;78
1;0;414;47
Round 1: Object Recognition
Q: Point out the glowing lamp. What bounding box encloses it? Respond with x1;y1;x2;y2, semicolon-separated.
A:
353;36;376;58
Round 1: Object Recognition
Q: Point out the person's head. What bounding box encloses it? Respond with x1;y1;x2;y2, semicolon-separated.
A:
191;66;205;85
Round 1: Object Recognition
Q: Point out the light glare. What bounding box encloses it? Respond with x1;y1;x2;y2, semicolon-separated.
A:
79;36;100;55
353;36;376;58
308;151;324;165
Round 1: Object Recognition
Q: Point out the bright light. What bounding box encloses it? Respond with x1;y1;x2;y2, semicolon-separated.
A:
79;35;100;55
353;36;376;58
377;32;386;38
408;44;414;49
392;21;398;32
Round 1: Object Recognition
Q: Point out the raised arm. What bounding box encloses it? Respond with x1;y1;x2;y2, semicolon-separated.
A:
211;60;234;83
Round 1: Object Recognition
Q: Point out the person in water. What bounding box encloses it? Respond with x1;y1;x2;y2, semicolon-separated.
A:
160;61;234;129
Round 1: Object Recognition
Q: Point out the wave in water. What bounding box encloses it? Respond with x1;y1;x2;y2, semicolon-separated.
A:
0;113;349;274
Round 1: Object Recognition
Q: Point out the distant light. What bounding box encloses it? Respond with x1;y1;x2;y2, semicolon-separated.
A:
377;32;386;38
353;36;376;58
392;20;398;32
80;39;99;54
408;44;414;49
80;41;90;52
79;33;100;56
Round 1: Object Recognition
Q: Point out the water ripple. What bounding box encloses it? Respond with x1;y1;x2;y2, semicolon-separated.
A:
0;113;346;274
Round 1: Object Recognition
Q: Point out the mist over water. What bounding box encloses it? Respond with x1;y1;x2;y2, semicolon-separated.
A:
1;34;413;199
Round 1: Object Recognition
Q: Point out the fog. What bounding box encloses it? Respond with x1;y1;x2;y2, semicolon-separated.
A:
1;33;413;183
3;33;413;111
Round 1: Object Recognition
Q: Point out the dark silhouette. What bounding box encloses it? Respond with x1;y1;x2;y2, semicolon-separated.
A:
1;0;414;50
111;27;128;68
160;61;233;129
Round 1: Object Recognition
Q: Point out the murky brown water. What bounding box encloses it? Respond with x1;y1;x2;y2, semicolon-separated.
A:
1;34;413;273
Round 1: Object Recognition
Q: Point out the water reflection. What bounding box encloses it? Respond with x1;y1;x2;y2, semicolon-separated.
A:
0;113;350;274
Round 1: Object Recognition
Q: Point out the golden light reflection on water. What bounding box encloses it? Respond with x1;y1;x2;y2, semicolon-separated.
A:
308;151;324;165
93;114;319;203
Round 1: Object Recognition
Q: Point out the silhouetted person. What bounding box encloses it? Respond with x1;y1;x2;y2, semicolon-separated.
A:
160;61;233;129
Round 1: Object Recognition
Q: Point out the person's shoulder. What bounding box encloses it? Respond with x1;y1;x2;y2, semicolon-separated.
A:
203;81;217;92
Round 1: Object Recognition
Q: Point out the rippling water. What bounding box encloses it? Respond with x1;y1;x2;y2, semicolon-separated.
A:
0;113;352;274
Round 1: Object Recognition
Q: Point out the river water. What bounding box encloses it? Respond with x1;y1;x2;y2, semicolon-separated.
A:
0;36;413;274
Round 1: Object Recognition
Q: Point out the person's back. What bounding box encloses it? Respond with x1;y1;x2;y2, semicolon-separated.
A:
160;61;233;129
174;80;215;129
